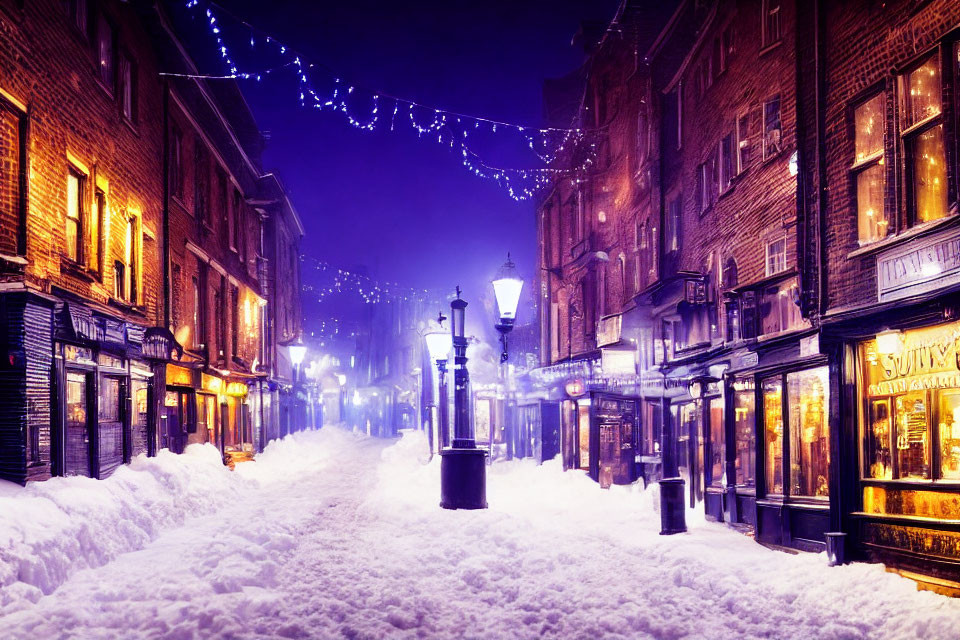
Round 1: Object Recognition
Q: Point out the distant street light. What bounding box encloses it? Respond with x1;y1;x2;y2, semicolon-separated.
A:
492;254;523;459
424;312;453;454
439;287;487;510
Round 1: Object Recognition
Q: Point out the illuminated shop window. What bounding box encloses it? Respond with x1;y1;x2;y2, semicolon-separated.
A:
858;325;960;481
900;53;947;225
787;367;830;497
734;378;755;487
709;397;725;487
763;376;783;494
852;94;888;244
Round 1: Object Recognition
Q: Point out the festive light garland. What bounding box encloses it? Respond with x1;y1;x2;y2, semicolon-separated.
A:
300;255;430;305
181;1;599;201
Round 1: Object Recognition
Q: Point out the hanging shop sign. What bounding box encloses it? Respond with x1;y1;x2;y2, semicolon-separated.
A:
877;226;960;302
862;321;960;396
596;314;622;347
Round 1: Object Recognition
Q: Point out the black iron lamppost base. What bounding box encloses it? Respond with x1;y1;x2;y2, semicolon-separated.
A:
659;477;688;535
440;447;488;510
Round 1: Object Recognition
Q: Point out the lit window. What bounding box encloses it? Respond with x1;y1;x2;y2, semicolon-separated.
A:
66;169;84;263
765;237;787;276
853;94;888;244
762;376;783;494
787;367;830;497
124;214;140;303
736;111;752;172
733;378;755;487
901;53;947;225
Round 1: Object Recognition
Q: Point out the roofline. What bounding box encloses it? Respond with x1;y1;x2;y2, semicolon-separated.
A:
644;0;689;61
260;172;306;238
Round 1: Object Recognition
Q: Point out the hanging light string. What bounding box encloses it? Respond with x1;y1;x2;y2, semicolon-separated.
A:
300;255;431;305
182;1;600;200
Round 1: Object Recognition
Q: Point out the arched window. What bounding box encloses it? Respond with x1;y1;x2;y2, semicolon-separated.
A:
723;257;739;290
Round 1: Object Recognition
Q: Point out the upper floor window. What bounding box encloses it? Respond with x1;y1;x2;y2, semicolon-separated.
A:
762;0;781;49
192;273;205;350
0;98;27;257
852;93;889;244
229;189;240;251
170;126;183;200
123;213;140;304
737;110;754;172
665;193;681;254
118;52;137;122
763;95;782;160
67;0;88;38
720;23;735;73
95;14;114;92
92;187;106;273
900;53;947;225
719;133;735;191
194;145;208;225
66;167;85;263
765;236;787;276
230;286;240;358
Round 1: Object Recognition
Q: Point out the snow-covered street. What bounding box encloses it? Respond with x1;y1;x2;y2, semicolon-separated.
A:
2;427;960;639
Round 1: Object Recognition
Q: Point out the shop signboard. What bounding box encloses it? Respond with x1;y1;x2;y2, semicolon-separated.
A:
166;364;193;387
877;226;960;302
861;321;960;397
601;347;636;376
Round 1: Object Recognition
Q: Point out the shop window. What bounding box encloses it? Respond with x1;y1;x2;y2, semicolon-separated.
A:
66;168;85;263
642;401;661;456
762;376;783;494
939;392;960;480
709;397;725;487
787;367;830;497
852;94;889;244
763;95;782;160
900;53;947;225
734;378;756;487
761;0;781;49
95;14;114;92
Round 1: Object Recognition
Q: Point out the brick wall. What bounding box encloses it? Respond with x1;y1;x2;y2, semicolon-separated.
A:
819;0;960;311
0;0;165;326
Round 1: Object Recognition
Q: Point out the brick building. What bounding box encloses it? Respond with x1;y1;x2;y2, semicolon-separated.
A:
0;0;304;484
535;0;960;586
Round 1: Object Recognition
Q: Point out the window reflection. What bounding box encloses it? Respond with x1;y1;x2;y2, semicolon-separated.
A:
912;124;947;223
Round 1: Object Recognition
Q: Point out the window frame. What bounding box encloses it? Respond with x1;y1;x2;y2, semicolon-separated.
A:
1;96;28;257
762;94;782;161
898;49;949;228
761;0;782;50
65;166;86;264
764;236;788;276
118;50;137;124
850;90;889;245
95;12;115;94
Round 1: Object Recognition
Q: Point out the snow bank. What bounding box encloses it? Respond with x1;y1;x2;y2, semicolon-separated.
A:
0;427;357;616
0;444;249;612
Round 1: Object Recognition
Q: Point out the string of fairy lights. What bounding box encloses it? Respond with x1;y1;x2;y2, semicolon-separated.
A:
180;1;599;200
300;255;430;306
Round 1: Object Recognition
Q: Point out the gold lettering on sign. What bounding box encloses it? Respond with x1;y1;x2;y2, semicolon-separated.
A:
863;322;960;397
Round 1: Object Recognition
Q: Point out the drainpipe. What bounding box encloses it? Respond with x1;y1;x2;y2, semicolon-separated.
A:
162;81;171;330
815;0;828;317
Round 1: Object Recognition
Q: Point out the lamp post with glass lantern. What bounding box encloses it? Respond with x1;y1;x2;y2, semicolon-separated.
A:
424;312;453;455
440;287;487;510
492;254;523;459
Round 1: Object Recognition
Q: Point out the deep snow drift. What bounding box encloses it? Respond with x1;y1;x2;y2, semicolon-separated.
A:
1;427;959;639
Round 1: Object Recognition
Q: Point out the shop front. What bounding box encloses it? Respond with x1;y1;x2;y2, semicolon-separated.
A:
849;318;960;583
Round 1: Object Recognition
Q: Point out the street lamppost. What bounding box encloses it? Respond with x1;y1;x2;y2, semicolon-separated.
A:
439;287;487;510
288;339;307;433
492;254;523;459
424;312;453;456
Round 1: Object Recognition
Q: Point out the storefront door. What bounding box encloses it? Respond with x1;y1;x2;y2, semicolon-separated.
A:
596;397;637;487
64;371;92;477
98;375;126;478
